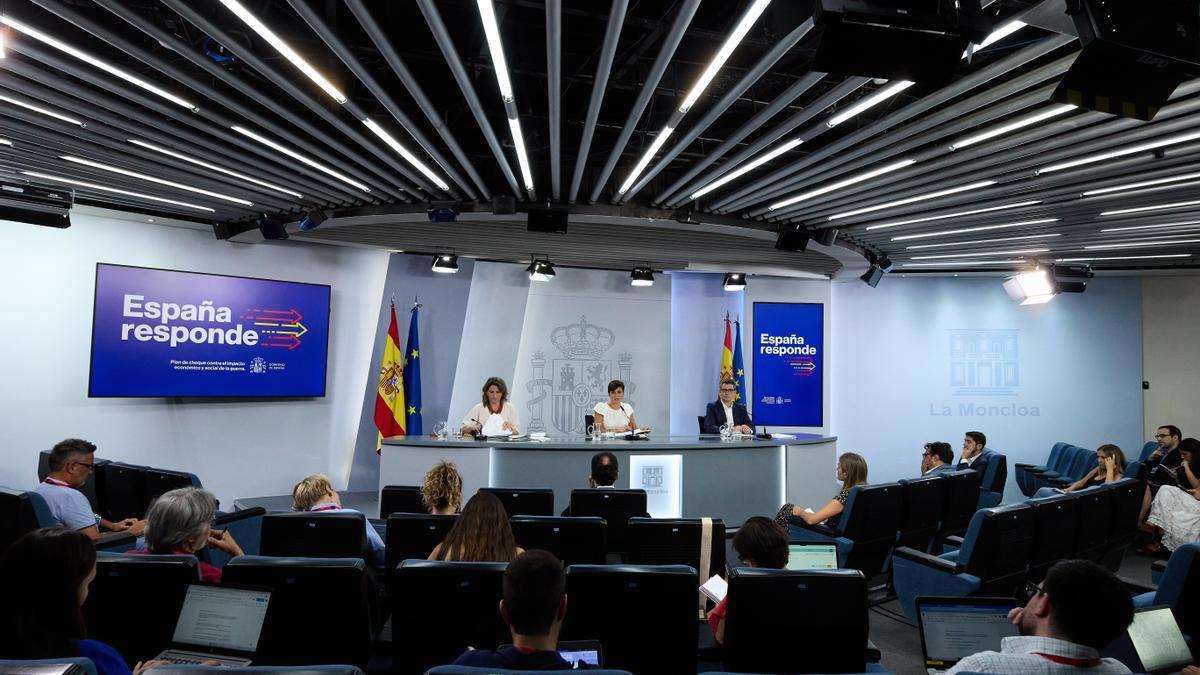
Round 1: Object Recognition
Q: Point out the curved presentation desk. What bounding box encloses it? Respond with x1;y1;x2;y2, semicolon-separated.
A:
380;434;837;526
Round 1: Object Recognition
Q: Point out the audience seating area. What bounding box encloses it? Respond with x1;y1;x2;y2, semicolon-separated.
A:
893;476;1145;621
36;450;204;521
1014;441;1142;497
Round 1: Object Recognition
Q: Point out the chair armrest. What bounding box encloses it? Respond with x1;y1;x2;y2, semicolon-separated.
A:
96;531;137;551
943;535;965;549
1118;575;1156;594
893;546;960;573
790;519;838;537
1023;466;1051;474
1150;560;1167;576
865;638;882;663
1014;463;1037;469
1045;477;1072;487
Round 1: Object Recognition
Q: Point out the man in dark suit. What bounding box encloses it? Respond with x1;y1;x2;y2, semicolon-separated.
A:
703;379;755;434
956;430;991;473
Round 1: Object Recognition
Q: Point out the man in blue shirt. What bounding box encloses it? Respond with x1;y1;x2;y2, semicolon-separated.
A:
33;438;142;540
453;550;592;670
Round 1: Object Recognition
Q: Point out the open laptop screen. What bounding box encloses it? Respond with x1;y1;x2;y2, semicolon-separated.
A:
786;543;838;570
172;584;271;653
918;599;1019;668
1129;606;1192;674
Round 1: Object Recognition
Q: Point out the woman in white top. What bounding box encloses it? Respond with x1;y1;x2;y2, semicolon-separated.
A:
461;377;521;436
592;379;648;433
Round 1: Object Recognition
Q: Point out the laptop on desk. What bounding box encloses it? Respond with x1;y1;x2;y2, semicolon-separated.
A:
916;596;1020;675
154;584;271;667
786;543;839;570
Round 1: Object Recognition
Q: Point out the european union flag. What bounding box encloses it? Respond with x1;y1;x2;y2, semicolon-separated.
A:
732;318;747;404
403;305;422;435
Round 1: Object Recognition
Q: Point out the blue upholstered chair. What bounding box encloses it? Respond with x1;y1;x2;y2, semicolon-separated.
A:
0;658;97;675
892;503;1035;622
84;552;200;664
788;483;904;579
896;475;948;554
976;449;1007;508
0;486;56;554
1100;477;1143;571
1132;542;1199;645
224;556;376;667
1023;492;1079;583
934;470;982;547
1015;442;1069;496
1072;483;1115;562
1138;440;1161;462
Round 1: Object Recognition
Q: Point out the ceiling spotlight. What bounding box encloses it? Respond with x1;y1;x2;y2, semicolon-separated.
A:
527;258;556;282
431;254;459;274
1003;269;1056;305
723;272;746;292
630;267;655;287
298;208;328;232
860;266;884;288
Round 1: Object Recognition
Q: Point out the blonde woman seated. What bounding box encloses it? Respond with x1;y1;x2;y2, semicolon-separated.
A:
592;379;649;433
429;491;524;562
422;460;463;515
1032;444;1126;499
775;452;868;533
461;377;521;436
293;473;385;567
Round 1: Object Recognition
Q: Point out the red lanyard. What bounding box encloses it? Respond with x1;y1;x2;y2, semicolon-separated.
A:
310;503;339;512
1034;652;1102;668
44;478;71;487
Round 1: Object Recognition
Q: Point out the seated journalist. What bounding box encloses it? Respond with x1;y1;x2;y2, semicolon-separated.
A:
293;473;386;567
703;378;754;434
130;486;241;583
34;438;144;540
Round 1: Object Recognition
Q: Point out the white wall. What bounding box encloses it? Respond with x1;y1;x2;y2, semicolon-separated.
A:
1142;275;1200;440
0;214;389;507
831;276;1144;502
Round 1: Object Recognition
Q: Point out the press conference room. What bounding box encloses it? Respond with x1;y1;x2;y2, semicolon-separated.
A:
2;1;1199;674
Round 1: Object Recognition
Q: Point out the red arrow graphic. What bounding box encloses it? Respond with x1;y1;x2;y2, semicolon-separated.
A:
263;335;301;350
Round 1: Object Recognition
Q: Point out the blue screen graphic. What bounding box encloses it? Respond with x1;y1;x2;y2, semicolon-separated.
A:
89;264;331;397
752;302;823;426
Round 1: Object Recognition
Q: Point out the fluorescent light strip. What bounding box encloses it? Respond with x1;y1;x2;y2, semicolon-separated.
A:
829;180;996;220
232;126;370;192
769;159;915;211
0;138;11;146
892;218;1060;241
827;81;915;128
911;247;1051;260
949;104;1075;151
902;259;1028;267
679;0;772;113
127;139;302;199
905;233;1061;250
508;117;535;192
866;200;1042;231
1100;220;1200;233
690;139;802;200
363;119;449;191
1057;254;1193;262
62;155;252;206
619;125;675;194
1083;172;1200;196
1100;200;1200;216
20;170;214;212
1037;129;1200;174
476;0;515;102
0;15;196;111
218;0;346;104
0;94;83;125
969;20;1026;53
1084;239;1200;250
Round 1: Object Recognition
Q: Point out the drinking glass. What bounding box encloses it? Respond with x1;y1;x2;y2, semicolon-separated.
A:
434;421;448;440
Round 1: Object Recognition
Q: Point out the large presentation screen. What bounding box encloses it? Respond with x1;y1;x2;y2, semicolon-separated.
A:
752;302;824;427
89;263;331;398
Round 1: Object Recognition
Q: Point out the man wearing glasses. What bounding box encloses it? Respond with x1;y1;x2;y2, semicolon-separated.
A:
1147;425;1184;474
948;560;1133;673
33;438;143;541
921;442;956;476
703;379;755;435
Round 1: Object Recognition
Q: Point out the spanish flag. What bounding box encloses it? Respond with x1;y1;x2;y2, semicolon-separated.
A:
375;302;406;452
719;315;734;382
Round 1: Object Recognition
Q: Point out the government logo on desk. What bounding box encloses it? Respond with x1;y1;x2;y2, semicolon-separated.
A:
525;316;636;435
641;465;663;489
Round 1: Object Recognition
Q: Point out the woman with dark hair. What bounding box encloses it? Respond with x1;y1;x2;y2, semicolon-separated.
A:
1145;438;1200;552
775;452;869;531
461;377;521;436
708;516;789;644
0;528;172;674
428;491;524;562
592;379;648;433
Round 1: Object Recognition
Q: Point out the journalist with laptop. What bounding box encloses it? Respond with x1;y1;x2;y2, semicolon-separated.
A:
152;584;272;667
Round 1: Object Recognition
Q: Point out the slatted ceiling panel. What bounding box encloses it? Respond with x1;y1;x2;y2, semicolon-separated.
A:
0;1;1192;273
293;219;844;277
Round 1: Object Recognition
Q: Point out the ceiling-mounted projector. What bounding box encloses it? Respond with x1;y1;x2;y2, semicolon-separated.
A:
0;181;73;228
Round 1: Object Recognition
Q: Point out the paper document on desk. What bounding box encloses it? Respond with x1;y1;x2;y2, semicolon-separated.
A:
699;575;727;604
481;414;511;437
771;433;795;439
